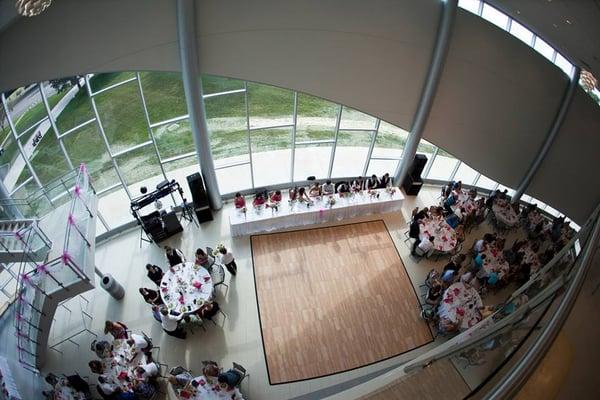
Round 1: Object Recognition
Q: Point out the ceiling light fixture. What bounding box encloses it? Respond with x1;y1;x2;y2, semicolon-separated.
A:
15;0;53;17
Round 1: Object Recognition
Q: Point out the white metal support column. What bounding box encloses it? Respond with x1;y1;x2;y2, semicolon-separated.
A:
177;0;222;210
327;105;344;178
512;67;581;202
244;81;255;189
290;92;298;182
393;0;458;186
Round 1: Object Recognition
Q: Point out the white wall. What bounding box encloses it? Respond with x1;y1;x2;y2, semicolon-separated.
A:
422;9;569;189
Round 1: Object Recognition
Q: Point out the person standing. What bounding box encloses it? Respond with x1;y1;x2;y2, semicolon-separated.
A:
218;246;237;276
145;264;163;285
157;307;186;339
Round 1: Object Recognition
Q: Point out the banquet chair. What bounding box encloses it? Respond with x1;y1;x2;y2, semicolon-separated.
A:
206;247;216;269
211;264;229;297
232;362;249;389
184;314;207;334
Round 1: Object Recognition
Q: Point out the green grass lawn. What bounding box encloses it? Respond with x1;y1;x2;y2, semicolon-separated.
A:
7;71;437;199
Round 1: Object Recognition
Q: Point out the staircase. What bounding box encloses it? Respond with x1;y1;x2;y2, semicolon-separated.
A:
0;219;52;263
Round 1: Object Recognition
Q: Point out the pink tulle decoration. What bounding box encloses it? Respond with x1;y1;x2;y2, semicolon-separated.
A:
20;274;30;284
36;264;48;275
79;163;87;173
61;251;72;265
74;185;81;198
15;313;22;321
67;213;76;226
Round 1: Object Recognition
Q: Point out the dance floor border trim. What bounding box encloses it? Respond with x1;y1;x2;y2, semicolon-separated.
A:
250;219;435;385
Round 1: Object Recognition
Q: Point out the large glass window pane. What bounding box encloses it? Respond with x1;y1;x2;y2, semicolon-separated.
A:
27;128;70;185
7;156;34;195
371;121;408;159
417;139;436;176
366;159;399;177
62;123;120;192
339;106;377;130
481;4;509;30
496;184;516;197
295;93;338;142
97;187;132;228
153;118;194;161
114;144;164;195
293;143;331;182
90;72;136;93
216;164;252;195
453;162;479;185
202;75;244;95
93;79;149;154
331;130;372;178
251;128;291;187
205;92;248;162
54;82;95;132
475;174;497;190
458;0;480;15
140;72;188;123
533;37;555;62
248;83;293;129
554;52;573;77
427;150;458;181
163;156;199;186
509;20;534;46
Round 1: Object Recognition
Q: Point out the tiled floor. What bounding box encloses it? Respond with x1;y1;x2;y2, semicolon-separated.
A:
42;186;523;399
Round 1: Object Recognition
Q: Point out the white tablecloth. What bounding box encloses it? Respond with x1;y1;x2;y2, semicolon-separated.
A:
419;218;457;253
480;247;510;280
453;191;477;214
229;189;404;237
101;339;149;392
160;262;214;314
492;201;519;226
176;375;244;400
438;282;483;331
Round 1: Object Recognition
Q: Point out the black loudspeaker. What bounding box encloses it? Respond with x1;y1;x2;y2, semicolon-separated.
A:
163;211;183;235
186;173;213;223
409;154;428;179
402;175;423;196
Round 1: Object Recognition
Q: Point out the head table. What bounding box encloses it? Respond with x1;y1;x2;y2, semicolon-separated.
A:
160;262;214;315
176;375;244;399
229;188;404;237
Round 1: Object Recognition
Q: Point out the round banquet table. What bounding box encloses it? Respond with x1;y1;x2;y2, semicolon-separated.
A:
492;202;519;226
101;339;149;392
419;218;457;253
53;380;86;400
160;262;214;315
176;375;245;399
438;282;483;331
480;247;510;281
453;191;477;214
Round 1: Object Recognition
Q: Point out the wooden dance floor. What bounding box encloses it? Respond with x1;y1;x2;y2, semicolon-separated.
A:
251;220;434;384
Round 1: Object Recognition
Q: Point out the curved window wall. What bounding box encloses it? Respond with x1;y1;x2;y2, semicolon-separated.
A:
0;70;575;232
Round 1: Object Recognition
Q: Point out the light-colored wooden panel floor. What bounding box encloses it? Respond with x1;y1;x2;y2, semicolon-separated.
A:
362;360;470;400
252;220;433;384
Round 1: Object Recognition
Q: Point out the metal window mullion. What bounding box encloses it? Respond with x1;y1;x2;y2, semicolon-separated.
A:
161;152;197;165
248;123;294;131
9;176;34;196
328;104;343;178
472;172;482;186
1;94;46;194
214;160;251;170
362;119;380;176
477;0;484;16
530;35;537;48
203;88;245;99
39;84;74;170
149;114;189;129
244;81;255;189
96;210;110;231
16;117;48;139
448;160;462;181
290;91;298;182
84;74;132;199
59;118;96;139
491;182;500;191
111;141;153;158
506;17;512;32
422;147;438;178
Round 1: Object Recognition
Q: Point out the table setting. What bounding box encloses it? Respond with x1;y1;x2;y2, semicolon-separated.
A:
492;199;519;226
101;339;148;392
419;218;457;253
437;282;483;331
52;378;86;400
480;247;510;281
160;262;214;315
176;375;245;400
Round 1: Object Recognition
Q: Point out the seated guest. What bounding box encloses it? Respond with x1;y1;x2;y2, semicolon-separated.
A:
297;187;311;203
135;363;160;382
126;334;152;362
473;238;486;253
452;180;463;192
308;182;322;197
133;381;156;400
252;193;266;207
288;186;298;201
88;360;104;374
202;361;221;384
195;248;211;269
443;258;460;273
158;307;186;339
441;268;458;286
164;246;184;267
337;182;350;194
104;320;128;340
97;375;120;399
379;173;391;188
409;218;421;241
450;253;467;270
322;180;335;195
196;301;221;320
414;207;429;221
445;213;460;229
425;282;443;306
442;181;454;198
168;369;193;389
472;253;486;271
351;177;364;192
414;236;435;258
443;193;456;214
455;225;466;244
269;190;282;203
91;339;112;359
468;188;477;199
233;192;246;209
366;174;379;190
145;264;163;286
217;370;243;392
139;288;163;306
454;207;466;222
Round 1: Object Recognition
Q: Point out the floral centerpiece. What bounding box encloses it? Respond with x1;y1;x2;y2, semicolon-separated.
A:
385;187;396;196
212;244;226;257
326;195;336;207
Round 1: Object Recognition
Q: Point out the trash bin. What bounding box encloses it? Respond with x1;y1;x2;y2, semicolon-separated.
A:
100;274;125;300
